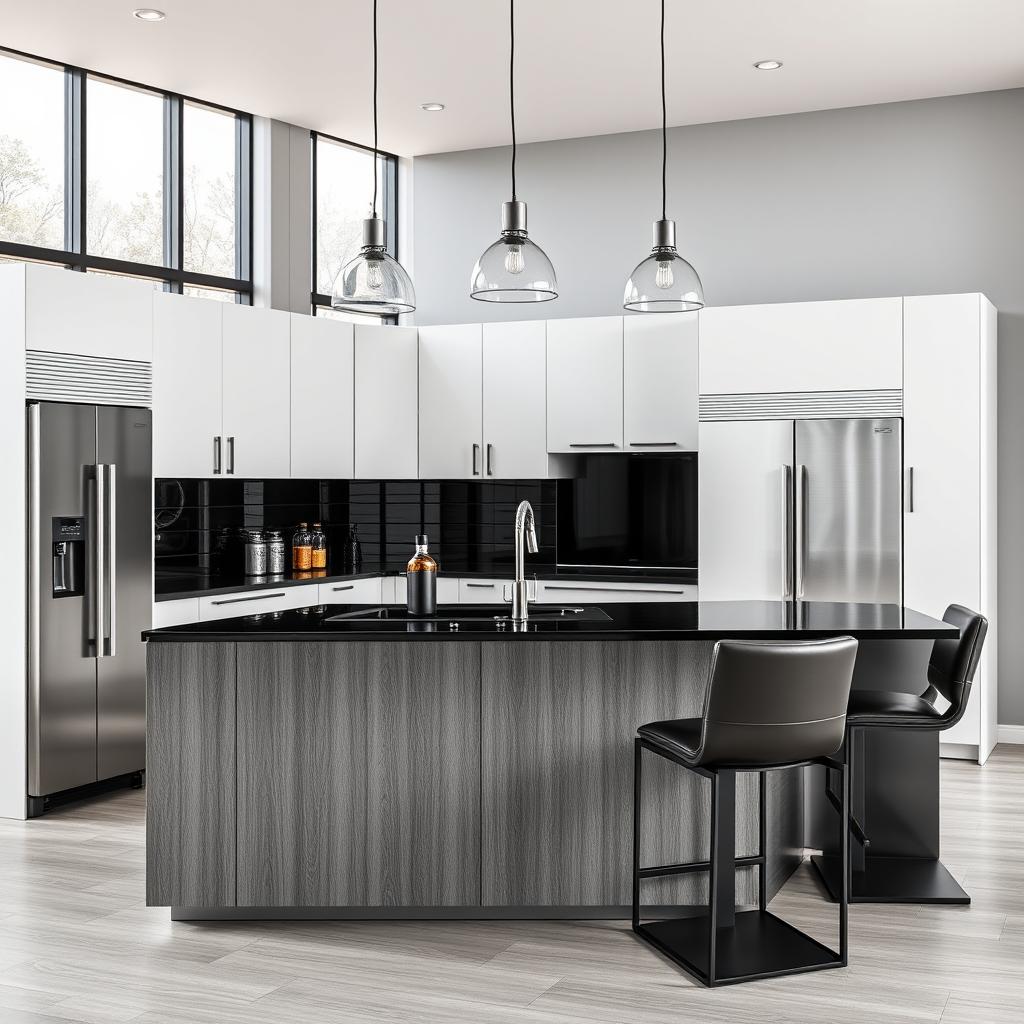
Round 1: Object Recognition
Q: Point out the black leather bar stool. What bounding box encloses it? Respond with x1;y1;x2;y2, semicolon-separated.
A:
633;636;858;987
813;604;988;905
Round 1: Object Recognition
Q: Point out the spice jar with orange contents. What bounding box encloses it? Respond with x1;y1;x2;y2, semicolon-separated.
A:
291;522;312;571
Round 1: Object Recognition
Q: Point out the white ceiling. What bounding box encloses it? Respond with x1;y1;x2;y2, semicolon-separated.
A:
2;0;1023;156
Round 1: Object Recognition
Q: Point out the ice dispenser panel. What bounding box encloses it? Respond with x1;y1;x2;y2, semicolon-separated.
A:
52;517;85;598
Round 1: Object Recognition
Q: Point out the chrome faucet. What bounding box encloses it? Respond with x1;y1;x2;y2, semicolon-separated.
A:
511;499;539;623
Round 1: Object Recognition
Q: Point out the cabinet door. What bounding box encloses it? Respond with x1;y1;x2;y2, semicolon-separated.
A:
152;293;223;478
418;324;483;479
354;325;419;478
26;263;153;362
151;599;201;628
546;317;623;452
318;577;384;605
539;581;695;603
290;314;354;478
698;420;793;601
197;584;320;622
236;641;481;907
624;315;698;451
483;321;550;477
904;295;982;747
699;298;903;395
222;304;292;478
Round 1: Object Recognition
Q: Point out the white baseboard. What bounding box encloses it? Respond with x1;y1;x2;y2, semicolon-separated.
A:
997;724;1024;745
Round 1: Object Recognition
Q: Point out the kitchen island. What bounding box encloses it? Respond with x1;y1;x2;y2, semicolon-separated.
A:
143;600;956;920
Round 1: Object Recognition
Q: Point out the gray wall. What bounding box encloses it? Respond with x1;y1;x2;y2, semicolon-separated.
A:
412;89;1024;726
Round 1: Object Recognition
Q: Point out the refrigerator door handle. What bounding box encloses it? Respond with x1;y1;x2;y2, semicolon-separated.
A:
781;465;793;598
105;463;117;657
27;404;42;792
93;464;106;658
906;466;915;513
795;464;807;599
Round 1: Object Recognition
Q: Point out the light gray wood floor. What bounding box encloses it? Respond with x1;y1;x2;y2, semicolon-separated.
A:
0;747;1021;1023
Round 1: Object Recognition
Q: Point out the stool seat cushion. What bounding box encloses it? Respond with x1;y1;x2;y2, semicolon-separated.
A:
637;718;703;762
846;689;942;727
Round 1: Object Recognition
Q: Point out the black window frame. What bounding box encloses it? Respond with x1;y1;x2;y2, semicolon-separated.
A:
310;129;399;320
0;45;253;301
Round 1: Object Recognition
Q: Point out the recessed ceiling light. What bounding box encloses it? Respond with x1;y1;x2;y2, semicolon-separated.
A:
132;8;166;21
753;59;783;70
420;102;445;112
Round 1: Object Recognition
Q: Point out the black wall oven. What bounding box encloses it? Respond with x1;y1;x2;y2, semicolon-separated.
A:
556;454;697;572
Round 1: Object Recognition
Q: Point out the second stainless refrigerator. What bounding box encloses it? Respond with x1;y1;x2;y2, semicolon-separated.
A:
699;417;903;604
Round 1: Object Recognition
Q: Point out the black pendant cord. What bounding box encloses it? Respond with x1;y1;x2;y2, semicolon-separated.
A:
510;0;517;202
660;0;666;222
371;0;379;219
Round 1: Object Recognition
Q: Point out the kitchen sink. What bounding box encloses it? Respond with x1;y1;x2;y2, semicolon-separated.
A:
325;603;611;625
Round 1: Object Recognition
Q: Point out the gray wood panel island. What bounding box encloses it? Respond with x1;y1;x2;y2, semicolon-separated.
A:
143;600;955;920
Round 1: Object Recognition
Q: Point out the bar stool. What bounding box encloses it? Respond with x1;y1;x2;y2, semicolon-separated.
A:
813;604;988;905
633;636;858;987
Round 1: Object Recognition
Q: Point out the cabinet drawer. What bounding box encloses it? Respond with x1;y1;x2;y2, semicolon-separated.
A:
394;576;461;605
197;585;321;622
538;581;695;603
317;577;383;606
152;598;201;628
459;578;513;605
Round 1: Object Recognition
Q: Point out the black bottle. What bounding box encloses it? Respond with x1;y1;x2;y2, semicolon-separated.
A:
406;535;437;616
345;524;362;574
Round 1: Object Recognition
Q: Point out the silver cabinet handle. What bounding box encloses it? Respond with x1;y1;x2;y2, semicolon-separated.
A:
795;464;808;599
465;581;496;588
105;463;116;657
568;442;618;449
93;464;106;658
211;591;286;606
781;465;793;599
486;443;494;476
227;436;236;475
332;584;355;592
629;442;678;448
906;466;915;513
545;584;685;595
472;443;480;476
213;436;222;475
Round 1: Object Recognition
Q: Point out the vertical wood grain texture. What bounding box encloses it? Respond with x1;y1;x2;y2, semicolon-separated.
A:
146;642;236;907
481;641;764;907
236;642;481;907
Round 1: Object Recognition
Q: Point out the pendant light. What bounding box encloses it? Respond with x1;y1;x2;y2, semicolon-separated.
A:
622;0;703;313
470;0;557;302
332;0;416;316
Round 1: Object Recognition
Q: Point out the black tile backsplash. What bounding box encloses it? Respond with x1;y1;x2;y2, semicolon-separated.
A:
155;477;558;580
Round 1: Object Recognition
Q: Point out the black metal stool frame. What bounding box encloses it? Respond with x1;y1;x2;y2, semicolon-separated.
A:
633;737;850;987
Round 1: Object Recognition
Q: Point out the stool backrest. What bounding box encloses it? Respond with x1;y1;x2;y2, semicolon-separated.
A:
927;604;988;725
696;637;858;768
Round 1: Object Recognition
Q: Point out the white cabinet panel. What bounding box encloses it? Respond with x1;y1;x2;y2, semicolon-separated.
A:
699;297;902;395
197;584;320;622
483;321;550;478
538;581;695;603
290;315;354;479
152;293;223;478
459;578;515;605
624;314;698;451
546;317;623;453
418;324;483;479
354;325;419;478
698;420;793;601
392;576;461;605
25;264;153;362
152;599;201;628
317;577;383;605
222;304;292;478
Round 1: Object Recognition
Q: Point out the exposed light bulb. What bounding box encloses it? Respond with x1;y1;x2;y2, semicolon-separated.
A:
655;260;674;290
504;244;525;275
366;260;384;290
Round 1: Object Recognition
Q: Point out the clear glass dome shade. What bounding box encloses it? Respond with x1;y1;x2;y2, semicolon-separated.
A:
332;247;416;316
470;202;557;303
623;248;704;312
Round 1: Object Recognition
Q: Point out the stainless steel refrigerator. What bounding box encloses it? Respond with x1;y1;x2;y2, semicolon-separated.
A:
699;417;902;604
27;402;151;814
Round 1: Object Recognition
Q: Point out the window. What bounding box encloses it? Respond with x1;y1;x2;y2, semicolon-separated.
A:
0;46;252;300
311;132;397;316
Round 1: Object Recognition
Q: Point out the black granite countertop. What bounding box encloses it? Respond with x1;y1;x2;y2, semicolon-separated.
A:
153;565;698;602
143;600;956;643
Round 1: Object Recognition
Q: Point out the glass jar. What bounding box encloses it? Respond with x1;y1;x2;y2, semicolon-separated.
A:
292;522;312;571
265;530;286;575
311;522;327;570
244;530;267;577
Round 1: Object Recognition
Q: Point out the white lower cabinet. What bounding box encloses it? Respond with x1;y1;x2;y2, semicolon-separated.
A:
152;598;201;628
538;580;695;603
459;578;516;605
392;576;460;605
197;584;321;622
318;577;383;606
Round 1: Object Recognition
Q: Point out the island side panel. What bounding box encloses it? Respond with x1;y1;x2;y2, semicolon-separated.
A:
146;642;237;908
235;641;481;908
481;640;763;908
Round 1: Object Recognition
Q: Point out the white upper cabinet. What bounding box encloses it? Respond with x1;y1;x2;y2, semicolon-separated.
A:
483;320;550;478
152;293;224;478
221;304;292;478
355;324;419;478
290;315;354;479
546;316;624;453
25;264;153;363
698;297;903;395
623;314;698;451
418;324;484;479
